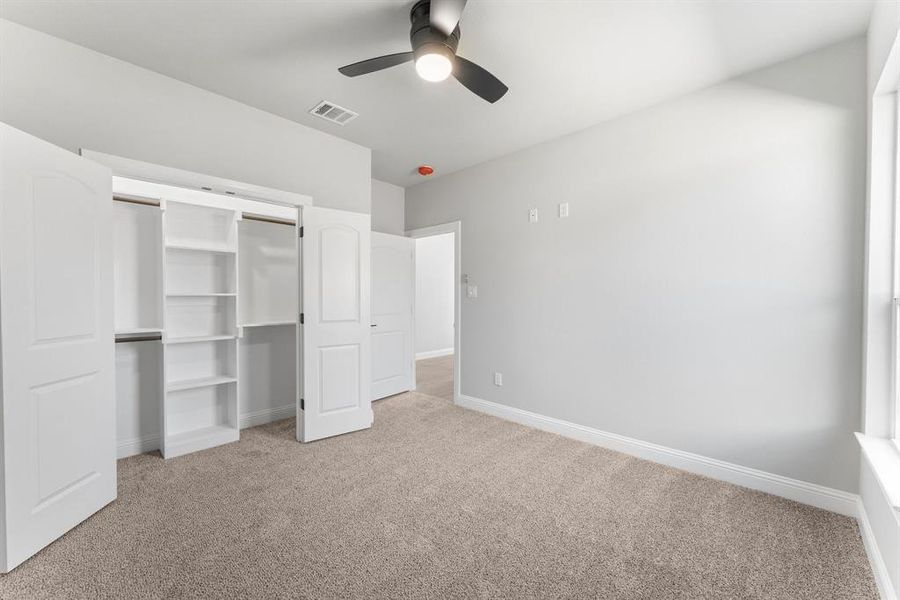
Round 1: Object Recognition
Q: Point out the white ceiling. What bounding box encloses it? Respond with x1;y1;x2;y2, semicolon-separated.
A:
0;0;873;187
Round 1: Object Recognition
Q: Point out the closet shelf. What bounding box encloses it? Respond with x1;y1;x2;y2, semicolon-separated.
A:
241;320;297;328
164;425;239;459
165;243;236;255
167;375;237;392
166;292;237;297
166;334;236;345
115;327;163;336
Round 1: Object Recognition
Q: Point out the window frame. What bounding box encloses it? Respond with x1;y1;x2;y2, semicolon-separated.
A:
891;91;900;445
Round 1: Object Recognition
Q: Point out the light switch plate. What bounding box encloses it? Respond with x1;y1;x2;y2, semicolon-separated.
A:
494;372;503;386
559;202;569;218
467;284;478;299
529;208;538;223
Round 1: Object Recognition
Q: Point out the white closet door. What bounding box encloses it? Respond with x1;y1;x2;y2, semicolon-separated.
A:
0;124;115;572
371;232;414;400
298;206;372;442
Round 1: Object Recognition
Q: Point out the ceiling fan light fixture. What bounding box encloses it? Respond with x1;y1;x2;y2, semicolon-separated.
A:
414;46;453;82
337;0;508;102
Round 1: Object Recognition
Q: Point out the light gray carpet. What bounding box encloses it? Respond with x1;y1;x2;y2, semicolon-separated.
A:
416;354;454;400
0;382;877;599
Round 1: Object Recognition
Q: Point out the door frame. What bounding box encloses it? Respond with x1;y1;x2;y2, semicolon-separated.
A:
80;149;312;208
405;221;461;405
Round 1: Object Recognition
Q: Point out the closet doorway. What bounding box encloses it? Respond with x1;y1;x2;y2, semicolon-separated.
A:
87;150;374;452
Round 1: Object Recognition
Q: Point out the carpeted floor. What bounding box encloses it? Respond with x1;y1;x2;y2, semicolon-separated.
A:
0;362;877;599
415;354;454;400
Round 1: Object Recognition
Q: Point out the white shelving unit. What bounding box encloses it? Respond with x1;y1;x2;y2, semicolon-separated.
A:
109;172;310;460
167;375;239;392
162;200;240;458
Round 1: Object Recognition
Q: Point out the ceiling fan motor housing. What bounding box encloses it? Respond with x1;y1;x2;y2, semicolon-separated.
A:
410;0;460;62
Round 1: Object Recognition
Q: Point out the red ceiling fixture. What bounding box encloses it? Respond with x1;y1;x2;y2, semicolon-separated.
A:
418;165;435;176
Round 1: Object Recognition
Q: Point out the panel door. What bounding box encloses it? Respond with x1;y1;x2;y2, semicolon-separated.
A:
0;124;115;572
371;232;414;400
297;206;372;442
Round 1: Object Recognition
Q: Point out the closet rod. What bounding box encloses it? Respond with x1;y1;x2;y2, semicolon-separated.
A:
242;212;296;227
113;193;161;207
115;334;162;343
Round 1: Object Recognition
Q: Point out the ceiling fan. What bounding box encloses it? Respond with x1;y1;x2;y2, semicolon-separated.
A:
338;0;508;104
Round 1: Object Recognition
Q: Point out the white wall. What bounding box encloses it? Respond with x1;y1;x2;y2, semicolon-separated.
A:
115;341;162;453
415;233;455;358
0;20;371;213
406;38;866;492
868;0;900;96
371;178;405;235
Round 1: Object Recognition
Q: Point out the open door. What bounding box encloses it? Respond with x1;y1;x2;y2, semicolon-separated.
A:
371;232;414;400
0;124;115;571
297;206;372;442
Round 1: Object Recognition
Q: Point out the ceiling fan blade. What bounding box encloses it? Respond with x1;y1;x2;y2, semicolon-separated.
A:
430;0;467;36
452;56;508;103
338;52;414;77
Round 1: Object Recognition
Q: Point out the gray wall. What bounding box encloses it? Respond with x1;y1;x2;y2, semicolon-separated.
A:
0;19;371;213
406;38;867;492
371;178;405;234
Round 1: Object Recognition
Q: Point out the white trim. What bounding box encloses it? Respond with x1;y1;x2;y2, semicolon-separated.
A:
874;25;900;95
457;393;858;516
116;433;160;459
407;221;462;405
416;348;454;360
858;496;899;600
117;405;295;459
892;93;900;441
858;432;900;509
81;149;312;208
239;404;296;429
114;176;298;221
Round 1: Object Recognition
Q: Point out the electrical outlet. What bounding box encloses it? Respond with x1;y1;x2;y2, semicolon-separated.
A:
529;208;538;223
558;202;569;218
494;372;503;386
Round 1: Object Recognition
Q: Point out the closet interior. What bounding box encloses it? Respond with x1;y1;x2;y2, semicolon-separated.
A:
113;177;302;458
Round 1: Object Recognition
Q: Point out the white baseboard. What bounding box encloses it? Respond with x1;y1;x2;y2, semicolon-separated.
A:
416;348;454;360
239;404;295;429
116;433;160;459
858;497;898;600
117;404;296;459
456;394;858;517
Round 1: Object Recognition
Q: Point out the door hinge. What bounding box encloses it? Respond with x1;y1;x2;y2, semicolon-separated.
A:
298;226;304;238
300;313;304;324
300;398;305;410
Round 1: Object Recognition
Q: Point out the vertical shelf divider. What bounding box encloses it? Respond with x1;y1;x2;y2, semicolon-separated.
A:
161;200;241;458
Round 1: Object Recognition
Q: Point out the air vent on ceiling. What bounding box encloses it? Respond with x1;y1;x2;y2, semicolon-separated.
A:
309;100;359;126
